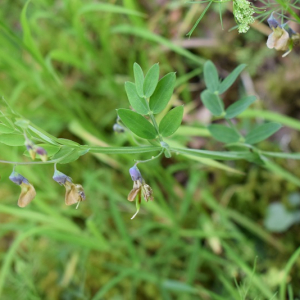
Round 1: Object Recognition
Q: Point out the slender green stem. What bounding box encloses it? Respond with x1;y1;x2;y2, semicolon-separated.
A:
142;96;163;142
149;112;163;142
135;148;164;164
226;118;244;140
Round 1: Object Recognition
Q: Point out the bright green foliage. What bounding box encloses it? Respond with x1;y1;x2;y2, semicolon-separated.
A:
208;124;240;143
201;90;224;116
0;134;25;146
204;60;219;92
143;63;159;98
245;122;282;144
117;109;157;139
226;95;256;119
159;106;184;137
219;64;247;94
125;82;148;115
0;125;14;134
149;72;176;114
52;147;83;164
133;63;144;97
1;2;300;299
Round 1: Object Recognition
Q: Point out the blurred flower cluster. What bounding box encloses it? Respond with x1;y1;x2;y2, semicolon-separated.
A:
233;0;255;33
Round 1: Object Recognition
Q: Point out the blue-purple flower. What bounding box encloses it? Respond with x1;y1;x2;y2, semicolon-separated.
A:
128;165;153;219
53;169;85;207
9;170;36;207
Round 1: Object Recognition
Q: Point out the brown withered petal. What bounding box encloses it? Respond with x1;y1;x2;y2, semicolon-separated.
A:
65;181;85;206
142;184;154;202
18;183;36;207
128;187;141;202
267;27;289;51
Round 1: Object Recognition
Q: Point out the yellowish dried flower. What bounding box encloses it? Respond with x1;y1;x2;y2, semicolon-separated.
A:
18;182;36;208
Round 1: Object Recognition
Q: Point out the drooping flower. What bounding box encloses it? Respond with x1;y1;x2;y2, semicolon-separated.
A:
53;169;85;208
9;170;36;207
266;13;300;57
128;165;153;219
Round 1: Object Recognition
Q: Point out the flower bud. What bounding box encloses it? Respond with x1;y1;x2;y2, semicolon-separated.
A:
113;124;125;133
35;147;48;162
53;169;72;185
129;165;143;182
25;141;36;160
9;171;29;185
267;13;280;29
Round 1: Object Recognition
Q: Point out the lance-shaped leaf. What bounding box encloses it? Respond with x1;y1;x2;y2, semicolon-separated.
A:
117;109;157;139
0;134;25;146
245;122;282;144
143;63;159;98
125;82;149;115
225;95;256;119
208;124;240;143
159;106;184;137
201;90;224;116
133;63;144;97
204;60;219;92
219;64;246;94
149;72;176;114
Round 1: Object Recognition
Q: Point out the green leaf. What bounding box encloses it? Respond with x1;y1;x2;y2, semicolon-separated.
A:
117;109;157;139
225;96;256;119
28;125;59;145
201;90;224;116
0;124;15;134
133;63;144;97
0;134;25;146
57;138;80;146
159;106;184;137
143;63;159;98
204;60;219;92
219;64;246;94
149;72;176;114
52;147;81;164
245;122;282;144
15;119;30;129
125;82;148;115
208;124;240;143
170;147;255;161
264;202;298;233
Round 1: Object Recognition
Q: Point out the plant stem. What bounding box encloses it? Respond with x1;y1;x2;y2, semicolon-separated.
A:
143;97;163;142
226;118;244;139
134;148;164;164
149;112;163;142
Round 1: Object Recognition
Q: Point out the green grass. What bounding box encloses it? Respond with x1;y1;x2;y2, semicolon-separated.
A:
0;0;300;299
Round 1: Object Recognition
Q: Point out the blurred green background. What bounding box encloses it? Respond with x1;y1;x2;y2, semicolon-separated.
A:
1;0;300;299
